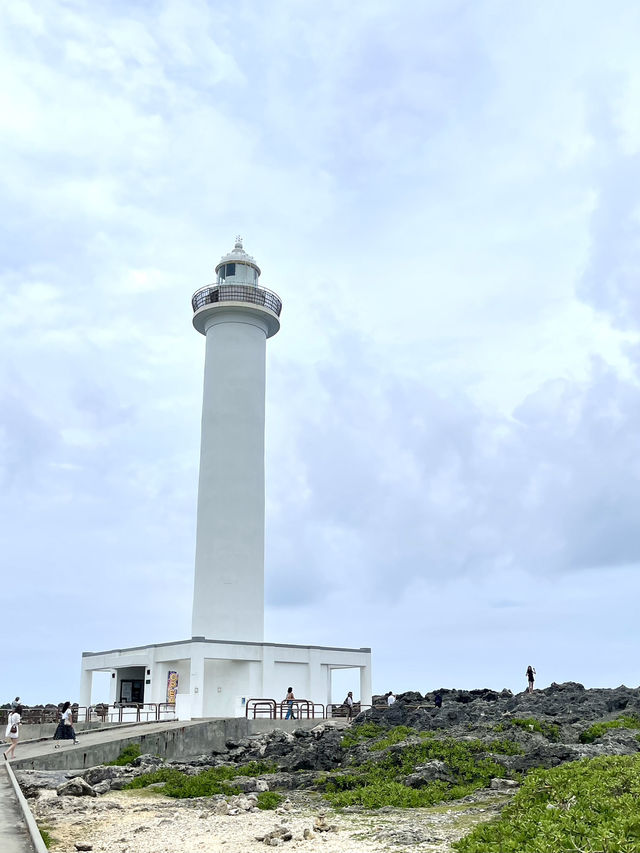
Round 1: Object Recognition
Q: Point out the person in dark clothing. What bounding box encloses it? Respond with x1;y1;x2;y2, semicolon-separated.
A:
53;701;78;745
434;692;443;708
526;665;536;693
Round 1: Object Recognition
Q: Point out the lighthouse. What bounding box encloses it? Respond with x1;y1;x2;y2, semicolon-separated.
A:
191;237;281;641
80;238;371;720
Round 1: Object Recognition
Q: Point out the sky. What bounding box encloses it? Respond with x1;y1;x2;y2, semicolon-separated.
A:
1;0;640;706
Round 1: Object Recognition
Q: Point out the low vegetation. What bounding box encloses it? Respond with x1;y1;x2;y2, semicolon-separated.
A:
324;727;521;809
494;718;561;742
579;714;640;744
341;721;387;747
106;743;142;766
454;753;640;853
123;760;277;799
38;825;55;849
256;791;283;810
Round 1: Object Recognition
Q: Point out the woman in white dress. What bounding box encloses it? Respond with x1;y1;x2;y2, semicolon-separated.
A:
4;704;22;760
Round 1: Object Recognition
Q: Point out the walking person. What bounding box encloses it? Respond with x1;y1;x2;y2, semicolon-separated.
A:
526;665;536;694
53;701;79;745
284;687;296;720
4;704;22;761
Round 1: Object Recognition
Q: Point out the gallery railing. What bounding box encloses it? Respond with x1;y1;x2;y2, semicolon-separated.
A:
191;284;282;317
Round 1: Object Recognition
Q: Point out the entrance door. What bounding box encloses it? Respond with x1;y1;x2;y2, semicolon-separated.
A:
120;680;144;703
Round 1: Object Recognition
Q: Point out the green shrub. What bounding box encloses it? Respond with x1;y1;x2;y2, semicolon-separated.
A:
325;734;510;809
124;767;239;798
454;754;640;852
123;760;276;799
341;722;385;748
107;743;142;766
579;714;640;744
486;739;524;756
509;718;561;742
257;791;283;810
373;726;417;748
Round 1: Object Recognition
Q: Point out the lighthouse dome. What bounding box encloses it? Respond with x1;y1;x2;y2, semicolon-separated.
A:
215;236;261;285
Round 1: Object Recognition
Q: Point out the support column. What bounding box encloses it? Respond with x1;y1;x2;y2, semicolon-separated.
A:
79;665;93;709
308;649;325;710
189;644;205;719
325;665;332;711
360;662;372;707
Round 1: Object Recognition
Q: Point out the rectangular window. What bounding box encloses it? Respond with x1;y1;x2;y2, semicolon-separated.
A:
226;263;236;276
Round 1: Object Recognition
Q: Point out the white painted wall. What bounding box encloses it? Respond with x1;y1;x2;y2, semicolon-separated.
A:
272;661;311;703
192;309;270;642
203;658;262;717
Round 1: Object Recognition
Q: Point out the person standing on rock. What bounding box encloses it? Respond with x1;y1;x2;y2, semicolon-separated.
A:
387;691;396;706
3;704;22;760
526;665;536;693
53;701;79;745
284;687;297;720
343;691;354;721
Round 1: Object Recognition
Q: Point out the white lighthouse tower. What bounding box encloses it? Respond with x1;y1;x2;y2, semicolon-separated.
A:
80;238;371;719
191;237;281;641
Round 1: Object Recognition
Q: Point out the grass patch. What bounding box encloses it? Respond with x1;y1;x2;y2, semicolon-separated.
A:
324;733;514;809
257;791;283;810
106;743;142;766
454;753;640;852
123;760;277;799
579;714;640;744
38;825;55;849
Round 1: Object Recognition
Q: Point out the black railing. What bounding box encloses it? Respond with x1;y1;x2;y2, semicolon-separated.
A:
192;284;282;317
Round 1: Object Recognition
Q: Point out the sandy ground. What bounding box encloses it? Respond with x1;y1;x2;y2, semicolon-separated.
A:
31;788;511;853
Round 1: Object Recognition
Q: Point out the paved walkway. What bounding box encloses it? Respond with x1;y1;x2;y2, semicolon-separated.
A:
0;767;36;853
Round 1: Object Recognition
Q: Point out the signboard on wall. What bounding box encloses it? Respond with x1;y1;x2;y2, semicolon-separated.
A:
166;670;179;704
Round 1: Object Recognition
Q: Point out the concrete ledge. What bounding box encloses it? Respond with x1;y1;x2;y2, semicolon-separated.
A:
12;717;327;772
4;763;48;853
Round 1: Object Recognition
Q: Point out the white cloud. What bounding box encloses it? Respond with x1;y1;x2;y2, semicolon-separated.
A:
2;0;640;702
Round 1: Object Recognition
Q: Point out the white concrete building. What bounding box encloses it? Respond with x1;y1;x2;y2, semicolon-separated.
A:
80;239;372;718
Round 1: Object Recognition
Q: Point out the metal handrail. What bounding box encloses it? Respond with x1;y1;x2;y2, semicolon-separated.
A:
245;699;277;719
277;699;325;719
1;702;177;726
192;283;282;317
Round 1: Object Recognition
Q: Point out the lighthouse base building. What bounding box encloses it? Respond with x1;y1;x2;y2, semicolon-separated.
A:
80;638;371;719
80;239;372;719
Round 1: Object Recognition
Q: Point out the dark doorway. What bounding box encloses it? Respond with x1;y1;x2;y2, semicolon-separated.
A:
119;679;144;703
